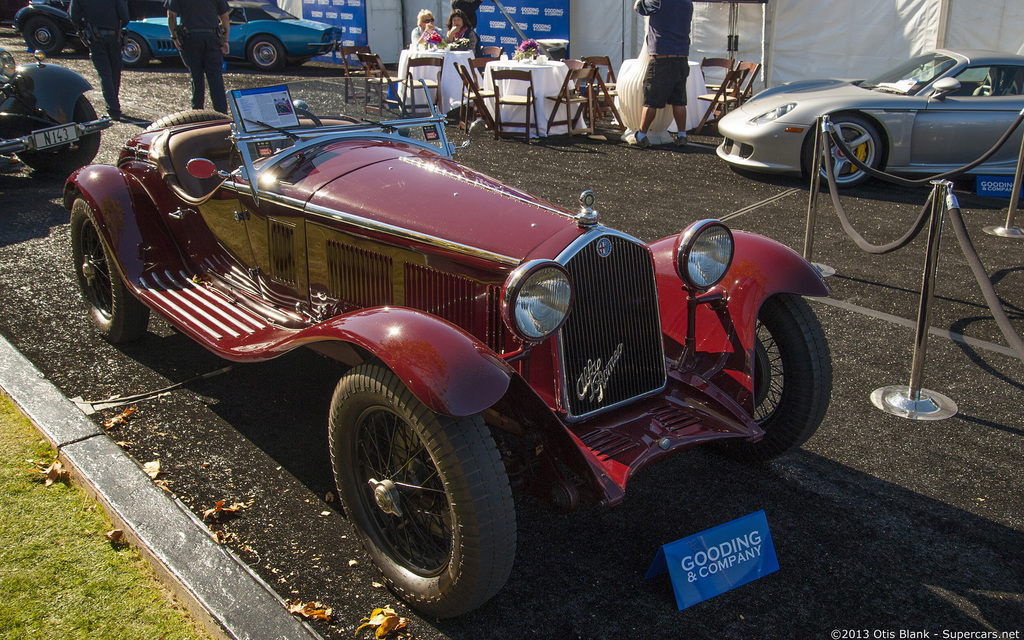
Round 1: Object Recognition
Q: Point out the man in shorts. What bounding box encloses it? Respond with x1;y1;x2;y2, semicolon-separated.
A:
633;0;694;148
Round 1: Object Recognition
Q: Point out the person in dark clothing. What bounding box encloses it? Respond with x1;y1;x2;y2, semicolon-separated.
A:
166;0;231;114
633;0;694;148
69;0;129;121
450;0;482;28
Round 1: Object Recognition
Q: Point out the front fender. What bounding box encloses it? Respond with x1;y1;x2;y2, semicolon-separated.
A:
310;308;514;418
8;62;92;123
652;230;830;356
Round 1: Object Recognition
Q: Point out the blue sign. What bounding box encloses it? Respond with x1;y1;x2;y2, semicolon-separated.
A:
646;511;779;610
303;0;366;64
976;175;1024;199
476;0;570;56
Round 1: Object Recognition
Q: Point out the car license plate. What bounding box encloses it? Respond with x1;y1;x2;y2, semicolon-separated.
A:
32;123;79;150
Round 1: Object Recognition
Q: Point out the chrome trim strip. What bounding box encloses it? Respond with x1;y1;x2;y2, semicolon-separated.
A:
221;183;522;267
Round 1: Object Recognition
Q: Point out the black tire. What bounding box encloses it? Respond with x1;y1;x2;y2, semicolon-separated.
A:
121;32;151;67
23;15;64;56
803;113;884;188
145;109;229;132
16;95;102;174
329;362;516;618
246;35;285;72
70;199;150;343
720;293;832;464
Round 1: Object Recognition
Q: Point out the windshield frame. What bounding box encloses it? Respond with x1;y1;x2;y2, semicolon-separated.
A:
859;52;959;95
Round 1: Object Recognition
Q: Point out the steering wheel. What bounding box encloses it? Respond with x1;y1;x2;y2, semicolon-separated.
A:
292;100;323;127
973;77;992;96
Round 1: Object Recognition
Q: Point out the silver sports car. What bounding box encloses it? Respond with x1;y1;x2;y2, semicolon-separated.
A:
716;49;1024;186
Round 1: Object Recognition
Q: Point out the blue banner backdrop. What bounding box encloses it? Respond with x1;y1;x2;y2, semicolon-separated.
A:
303;0;366;64
476;0;570;56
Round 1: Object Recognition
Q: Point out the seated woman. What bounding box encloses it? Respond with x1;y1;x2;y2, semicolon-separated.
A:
410;10;445;48
445;9;478;52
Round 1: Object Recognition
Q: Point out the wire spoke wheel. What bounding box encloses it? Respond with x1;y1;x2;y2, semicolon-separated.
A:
329;362;515;618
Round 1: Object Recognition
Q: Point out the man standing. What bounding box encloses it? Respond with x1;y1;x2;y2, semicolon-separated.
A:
633;0;693;148
69;0;129;121
166;0;231;114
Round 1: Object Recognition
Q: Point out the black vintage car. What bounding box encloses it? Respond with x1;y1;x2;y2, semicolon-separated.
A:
14;0;165;56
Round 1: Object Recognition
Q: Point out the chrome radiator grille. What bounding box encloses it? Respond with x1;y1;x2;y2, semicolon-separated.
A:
558;234;666;418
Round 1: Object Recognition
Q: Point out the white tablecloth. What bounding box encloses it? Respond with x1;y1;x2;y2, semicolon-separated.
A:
614;59;707;137
397;49;475;113
483;59;571;137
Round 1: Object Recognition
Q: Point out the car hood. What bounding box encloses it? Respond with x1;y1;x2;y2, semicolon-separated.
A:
283;18;332;30
275;138;582;265
736;79;881;119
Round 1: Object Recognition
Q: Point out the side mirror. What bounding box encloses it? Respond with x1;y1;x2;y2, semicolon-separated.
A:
186;157;222;179
930;77;961;100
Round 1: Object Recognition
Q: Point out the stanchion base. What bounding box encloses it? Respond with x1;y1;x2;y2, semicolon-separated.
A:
982;225;1024;238
812;262;836;278
870;385;958;421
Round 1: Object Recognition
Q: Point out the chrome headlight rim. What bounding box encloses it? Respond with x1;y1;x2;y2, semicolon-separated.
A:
0;48;16;78
501;260;574;344
675;220;735;290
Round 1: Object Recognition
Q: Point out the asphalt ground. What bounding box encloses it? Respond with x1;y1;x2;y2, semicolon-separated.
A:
1;31;1022;639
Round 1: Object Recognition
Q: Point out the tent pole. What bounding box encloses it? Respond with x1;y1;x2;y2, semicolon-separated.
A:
490;0;553;55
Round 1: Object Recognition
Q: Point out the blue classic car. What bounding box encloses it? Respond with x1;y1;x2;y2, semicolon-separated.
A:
122;1;339;71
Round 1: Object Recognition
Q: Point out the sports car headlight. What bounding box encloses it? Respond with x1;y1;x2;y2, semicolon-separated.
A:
749;102;797;125
502;261;573;343
675;220;734;290
0;49;15;78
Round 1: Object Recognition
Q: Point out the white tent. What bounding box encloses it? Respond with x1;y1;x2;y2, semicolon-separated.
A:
292;1;1024;89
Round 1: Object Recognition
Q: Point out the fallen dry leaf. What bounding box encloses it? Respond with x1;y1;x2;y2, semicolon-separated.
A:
211;530;237;545
105;529;124;542
103;406;136;430
354;606;409;638
286;599;333;622
115;441;132;449
153;479;172;493
325;492;335;503
203;499;250;522
371;582;384;589
142;460;162;479
28;459;71;486
348;559;359;567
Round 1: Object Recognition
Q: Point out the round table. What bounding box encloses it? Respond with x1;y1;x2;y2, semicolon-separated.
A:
615;59;707;142
397;49;475;113
483;58;571;137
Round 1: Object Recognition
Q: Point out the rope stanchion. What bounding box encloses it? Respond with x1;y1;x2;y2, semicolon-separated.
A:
870;181;958;421
803;117;835;277
983;130;1024;239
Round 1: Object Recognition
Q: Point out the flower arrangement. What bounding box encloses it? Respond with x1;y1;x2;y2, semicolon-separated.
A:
449;37;471;51
424;30;446;50
514;39;540;61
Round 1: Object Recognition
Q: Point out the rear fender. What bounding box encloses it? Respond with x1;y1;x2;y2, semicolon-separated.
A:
311;308;514;418
64;164;172;286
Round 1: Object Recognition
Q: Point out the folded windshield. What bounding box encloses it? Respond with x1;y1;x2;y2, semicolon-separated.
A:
860;53;957;94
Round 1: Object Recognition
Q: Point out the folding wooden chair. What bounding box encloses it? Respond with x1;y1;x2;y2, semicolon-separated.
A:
339;45;371;103
545;66;597;138
453;62;495;132
581;56;617;92
468;56;495;83
581;56;622;129
358;52;404;116
404;55;443;115
694;66;748;134
563;59;584;70
491;68;539;142
700;56;735;93
735;61;762;104
481;46;503;58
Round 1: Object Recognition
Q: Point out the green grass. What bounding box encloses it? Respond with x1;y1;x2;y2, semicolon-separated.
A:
0;394;212;640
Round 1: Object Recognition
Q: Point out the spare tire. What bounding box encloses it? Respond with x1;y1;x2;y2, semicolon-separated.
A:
146;110;229;132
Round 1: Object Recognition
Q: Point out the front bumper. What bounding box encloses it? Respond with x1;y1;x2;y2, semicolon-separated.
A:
715;113;813;175
0;116;112;155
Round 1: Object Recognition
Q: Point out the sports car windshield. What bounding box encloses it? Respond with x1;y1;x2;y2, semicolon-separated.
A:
860;53;957;94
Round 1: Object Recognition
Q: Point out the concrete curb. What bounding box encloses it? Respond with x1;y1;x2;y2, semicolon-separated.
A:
0;334;324;640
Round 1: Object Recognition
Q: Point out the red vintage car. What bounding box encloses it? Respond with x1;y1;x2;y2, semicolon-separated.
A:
64;83;832;618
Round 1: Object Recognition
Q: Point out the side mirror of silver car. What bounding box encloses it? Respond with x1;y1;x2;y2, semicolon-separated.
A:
930;77;961;101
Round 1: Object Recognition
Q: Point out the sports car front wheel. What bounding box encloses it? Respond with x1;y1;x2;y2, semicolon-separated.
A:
805;113;883;188
70;199;150;343
721;293;832;463
329;362;516;618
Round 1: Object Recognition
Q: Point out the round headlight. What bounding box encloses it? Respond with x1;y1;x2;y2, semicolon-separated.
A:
0;49;15;78
502;261;573;343
675;220;734;290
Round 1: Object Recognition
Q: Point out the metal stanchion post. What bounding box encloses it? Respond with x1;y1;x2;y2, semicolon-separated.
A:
803;115;835;277
983;129;1024;238
871;180;958;420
